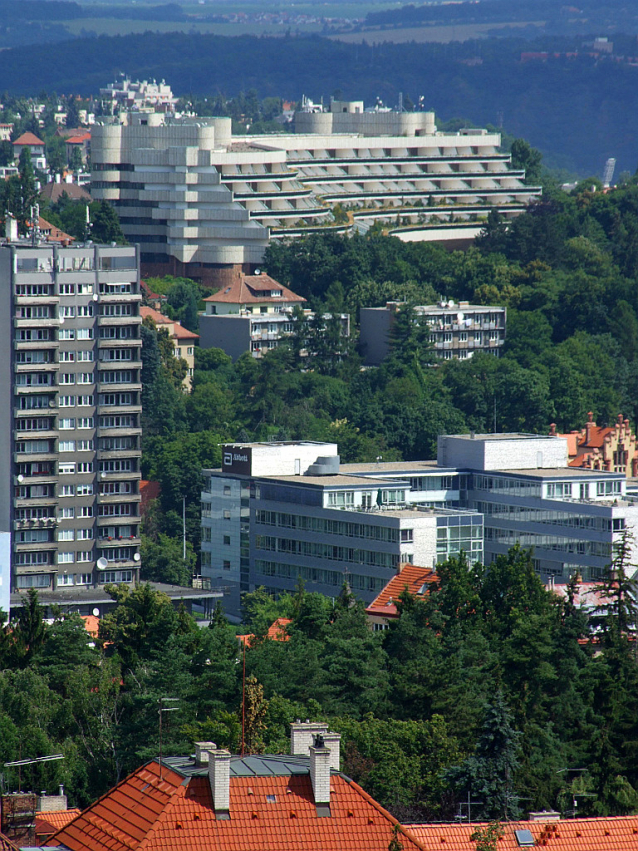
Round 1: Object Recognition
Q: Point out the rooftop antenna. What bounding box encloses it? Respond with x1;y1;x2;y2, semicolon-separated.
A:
158;698;179;780
84;204;92;242
455;791;483;824
4;754;64;793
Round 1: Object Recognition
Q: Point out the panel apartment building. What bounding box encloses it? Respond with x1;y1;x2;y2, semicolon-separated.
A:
0;240;143;613
201;435;638;617
360;300;506;365
91;102;541;287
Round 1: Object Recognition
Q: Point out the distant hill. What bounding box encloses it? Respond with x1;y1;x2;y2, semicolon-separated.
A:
2;30;637;176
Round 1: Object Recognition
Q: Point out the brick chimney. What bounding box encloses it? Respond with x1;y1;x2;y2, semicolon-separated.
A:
290;721;328;756
209;749;231;816
322;732;341;771
194;741;216;766
309;736;331;805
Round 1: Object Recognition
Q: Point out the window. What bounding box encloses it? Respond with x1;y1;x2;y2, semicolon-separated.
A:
596;480;622;496
78;417;94;428
59;329;75;340
59;395;76;407
223;486;231;496
59;507;75;519
77;328;94;340
59;418;75;429
58;529;75;541
59;462;76;474
59;441;75;452
57;573;74;585
59;284;75;295
78;506;94;517
77;462;93;473
59;485;74;497
102;570;133;583
223;510;231;520
78;373;94;384
76;571;92;581
60;306;75;318
59;374;75;385
77;529;94;540
77;484;93;496
327;491;354;508
187;347;194;356
400;529;414;543
78;395;94;406
546;482;573;498
60;351;75;363
223;560;231;571
77;351;94;362
58;552;75;564
17;574;50;588
223;535;231;545
77;305;93;317
77;440;94;451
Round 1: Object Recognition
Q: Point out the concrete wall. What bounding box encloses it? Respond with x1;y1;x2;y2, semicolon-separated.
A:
359;307;392;366
198;315;252;361
249;443;338;477
438;435;568;471
0;248;12;613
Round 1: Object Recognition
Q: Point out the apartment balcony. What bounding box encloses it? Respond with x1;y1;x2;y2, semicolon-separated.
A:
98;470;141;482
96;403;142;416
97;382;142;394
97;360;142;371
14;428;58;441
14;517;57;530
13;540;55;551
14;339;59;350
97;336;140;348
97;448;140;461
97;426;142;438
97;315;142;327
14;384;57;395
97;534;141;546
14;317;60;329
97;492;140;504
14;451;57;463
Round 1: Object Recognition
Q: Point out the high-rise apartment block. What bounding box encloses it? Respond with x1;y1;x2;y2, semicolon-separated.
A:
0;241;142;613
91;102;541;287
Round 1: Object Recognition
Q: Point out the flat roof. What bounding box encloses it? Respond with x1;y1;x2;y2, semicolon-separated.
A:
445;433;552;441
492;468;625;479
340;460;449;474
10;581;224;608
259;474;407;487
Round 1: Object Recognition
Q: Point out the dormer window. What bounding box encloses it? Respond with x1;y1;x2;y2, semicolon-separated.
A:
271;290;283;298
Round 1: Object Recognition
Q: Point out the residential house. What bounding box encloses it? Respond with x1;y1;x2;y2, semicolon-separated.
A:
65;132;91;166
37;217;75;244
405;816;638;850
238;616;292;646
550;413;638;477
43;722;427;851
39;179;91;205
13;131;47;171
365;563;438;630
199;273;349;361
140;305;199;389
0;123;14;142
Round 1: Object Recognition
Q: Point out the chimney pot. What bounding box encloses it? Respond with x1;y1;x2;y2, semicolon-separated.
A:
209;749;231;814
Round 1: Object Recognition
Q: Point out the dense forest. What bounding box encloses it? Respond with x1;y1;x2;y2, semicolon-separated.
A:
0;31;637;173
1;546;637;821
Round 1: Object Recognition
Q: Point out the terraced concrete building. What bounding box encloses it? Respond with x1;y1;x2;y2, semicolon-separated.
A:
91;102;541;287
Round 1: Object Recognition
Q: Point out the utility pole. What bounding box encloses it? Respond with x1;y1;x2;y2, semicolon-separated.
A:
158;698;179;780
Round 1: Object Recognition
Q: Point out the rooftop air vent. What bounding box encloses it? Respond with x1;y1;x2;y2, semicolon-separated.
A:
306;456;340;476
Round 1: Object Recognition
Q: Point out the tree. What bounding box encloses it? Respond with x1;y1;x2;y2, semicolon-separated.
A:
242;675;268;754
510;139;543;186
140;533;195;586
471;823;504;851
90;201;126;244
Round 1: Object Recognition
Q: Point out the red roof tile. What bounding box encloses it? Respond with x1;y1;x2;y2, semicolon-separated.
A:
13;131;44;146
140;306;199;340
366;564;438;619
66;133;91;144
36;809;82;838
204;274;306;306
46;756;427;851
238;618;293;647
405;816;638;851
38;216;75;243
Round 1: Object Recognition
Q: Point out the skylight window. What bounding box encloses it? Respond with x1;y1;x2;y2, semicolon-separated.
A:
515;829;535;847
266;795;276;803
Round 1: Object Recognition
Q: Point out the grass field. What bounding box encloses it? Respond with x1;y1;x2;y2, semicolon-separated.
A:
62;17;324;37
330;20;545;44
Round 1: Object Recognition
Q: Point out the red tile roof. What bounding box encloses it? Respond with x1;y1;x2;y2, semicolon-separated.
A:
13;131;44;146
66;133;91;144
46;756;426;851
204;274;306;306
140;306;199;340
36;809;82;839
81;615;100;638
39;216;75;243
366;564;438;619
0;834;20;851
39;182;92;203
238;618;292;647
405;816;638;851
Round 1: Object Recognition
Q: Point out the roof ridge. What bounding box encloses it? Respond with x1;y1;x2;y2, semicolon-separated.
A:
345;778;428;851
138;780;187;850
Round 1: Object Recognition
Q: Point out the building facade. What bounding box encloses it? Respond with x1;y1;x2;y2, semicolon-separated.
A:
0;241;143;613
551;413;638;477
140;305;198;388
201;442;483;617
91;102;541;287
360;300;506;365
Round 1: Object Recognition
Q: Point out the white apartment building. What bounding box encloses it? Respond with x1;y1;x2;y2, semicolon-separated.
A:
91;101;541;287
0;240;143;614
360;300;506;365
198;272;349;360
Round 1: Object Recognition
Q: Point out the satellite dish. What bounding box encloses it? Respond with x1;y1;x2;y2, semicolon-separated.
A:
254;268;261;275
59;316;64;323
17;474;24;483
92;607;100;617
133;552;141;562
92;294;99;301
457;312;464;322
97;557;108;570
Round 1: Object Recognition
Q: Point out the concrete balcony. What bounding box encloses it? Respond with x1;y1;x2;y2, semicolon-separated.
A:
14;517;57;531
97;535;141;546
97;315;141;327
